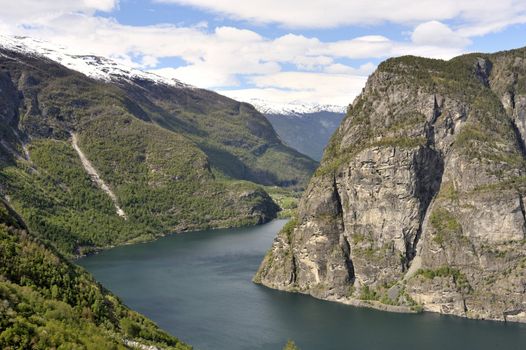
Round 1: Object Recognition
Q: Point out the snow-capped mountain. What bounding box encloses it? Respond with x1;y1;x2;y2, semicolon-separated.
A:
214;97;346;160
238;98;347;116
264;108;345;161
0;35;346;117
0;35;190;88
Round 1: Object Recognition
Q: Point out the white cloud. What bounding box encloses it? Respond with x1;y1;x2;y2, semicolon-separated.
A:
0;11;470;105
457;14;526;37
320;36;393;59
157;0;526;31
412;21;471;48
219;72;367;107
216;71;367;110
83;0;118;12
0;0;118;25
324;62;376;75
1;0;518;107
152;66;240;87
250;71;365;94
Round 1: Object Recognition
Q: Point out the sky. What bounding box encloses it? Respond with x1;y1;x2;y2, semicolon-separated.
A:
0;0;526;108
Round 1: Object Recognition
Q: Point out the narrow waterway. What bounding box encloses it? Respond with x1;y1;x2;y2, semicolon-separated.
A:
78;220;526;350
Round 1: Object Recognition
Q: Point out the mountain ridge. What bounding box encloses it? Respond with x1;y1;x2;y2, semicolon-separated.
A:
265;111;345;161
0;35;190;88
233;97;346;116
0;35;315;257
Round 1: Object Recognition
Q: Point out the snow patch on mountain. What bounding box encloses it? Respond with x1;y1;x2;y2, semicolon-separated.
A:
235;98;346;116
0;35;190;88
0;35;347;115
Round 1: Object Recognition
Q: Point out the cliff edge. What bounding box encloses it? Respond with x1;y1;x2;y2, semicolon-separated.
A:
255;47;526;323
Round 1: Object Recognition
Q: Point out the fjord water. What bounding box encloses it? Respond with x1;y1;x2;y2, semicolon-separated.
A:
78;220;526;350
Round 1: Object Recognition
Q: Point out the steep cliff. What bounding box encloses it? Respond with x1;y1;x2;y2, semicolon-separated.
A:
255;47;526;323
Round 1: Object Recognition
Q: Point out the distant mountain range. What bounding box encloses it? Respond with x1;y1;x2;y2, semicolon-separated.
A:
228;98;347;161
1;35;190;88
1;35;345;163
245;98;346;116
265;111;345;161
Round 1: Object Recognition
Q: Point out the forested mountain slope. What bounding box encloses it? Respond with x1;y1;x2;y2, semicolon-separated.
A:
0;37;315;256
266;111;345;161
0;199;191;349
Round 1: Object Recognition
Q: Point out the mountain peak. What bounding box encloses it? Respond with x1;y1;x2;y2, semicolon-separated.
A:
0;35;190;88
233;97;347;116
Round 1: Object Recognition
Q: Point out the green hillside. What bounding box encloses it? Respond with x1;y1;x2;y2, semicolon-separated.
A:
0;199;191;349
0;47;315;257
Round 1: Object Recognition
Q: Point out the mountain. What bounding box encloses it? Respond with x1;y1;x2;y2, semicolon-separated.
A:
0;36;190;88
255;47;526;323
245;98;345;116
265;111;345;161
0;198;191;349
229;98;346;161
0;35;315;188
0;35;316;257
226;98;345;161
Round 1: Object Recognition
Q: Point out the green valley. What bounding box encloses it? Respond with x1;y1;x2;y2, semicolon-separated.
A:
0;45;315;258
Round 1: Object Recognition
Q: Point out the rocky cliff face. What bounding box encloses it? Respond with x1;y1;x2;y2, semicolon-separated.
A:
255;48;526;322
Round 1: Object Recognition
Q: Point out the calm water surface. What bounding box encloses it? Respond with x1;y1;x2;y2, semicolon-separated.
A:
78;220;526;350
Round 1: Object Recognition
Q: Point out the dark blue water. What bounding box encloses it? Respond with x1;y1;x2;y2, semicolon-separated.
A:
78;220;526;350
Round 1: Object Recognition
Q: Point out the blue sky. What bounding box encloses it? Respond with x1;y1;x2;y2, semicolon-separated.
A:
106;0;525;51
1;0;526;107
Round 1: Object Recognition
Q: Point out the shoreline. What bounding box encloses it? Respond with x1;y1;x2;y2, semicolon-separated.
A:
74;216;289;260
255;282;526;325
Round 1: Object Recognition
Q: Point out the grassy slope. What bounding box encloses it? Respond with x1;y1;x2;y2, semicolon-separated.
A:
1;119;280;256
129;82;318;187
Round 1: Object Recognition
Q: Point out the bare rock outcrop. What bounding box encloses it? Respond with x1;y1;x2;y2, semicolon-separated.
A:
255;48;526;323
